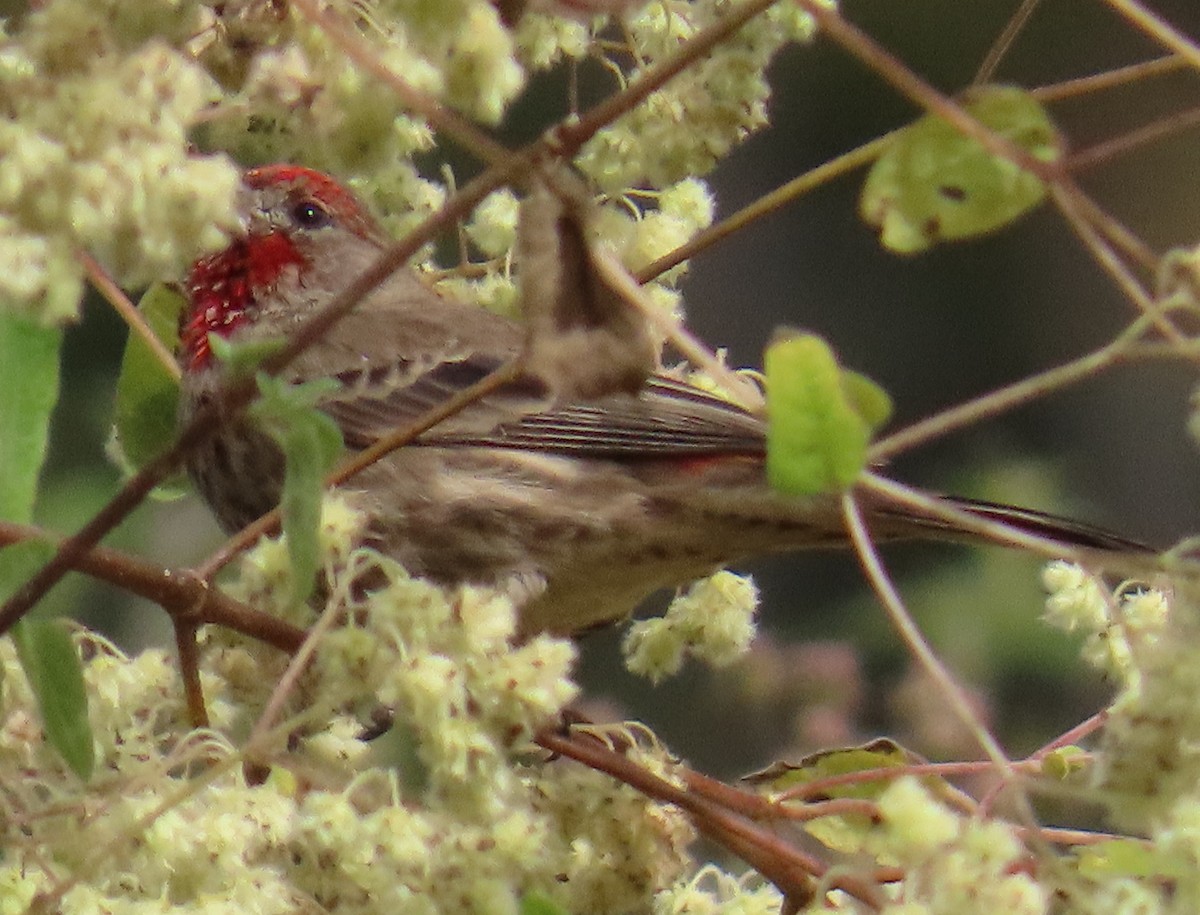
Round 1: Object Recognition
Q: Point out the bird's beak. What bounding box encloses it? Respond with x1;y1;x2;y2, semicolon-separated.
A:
235;183;271;238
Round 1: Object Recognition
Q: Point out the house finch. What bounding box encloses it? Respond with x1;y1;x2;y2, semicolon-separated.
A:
180;164;1143;636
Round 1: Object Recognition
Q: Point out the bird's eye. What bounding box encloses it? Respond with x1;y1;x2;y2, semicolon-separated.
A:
290;199;332;230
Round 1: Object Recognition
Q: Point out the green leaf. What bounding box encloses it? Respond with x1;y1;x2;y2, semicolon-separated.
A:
1074;837;1185;880
744;738;921;800
108;284;188;497
13;618;94;781
764;331;889;495
861;84;1061;253
0;313;62;522
1041;744;1090;781
744;739;932;855
0;313;95;779
520;892;568;915
249;374;343;602
209;333;286;378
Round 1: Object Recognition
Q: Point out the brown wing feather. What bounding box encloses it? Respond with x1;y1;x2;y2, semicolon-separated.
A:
323;360;766;459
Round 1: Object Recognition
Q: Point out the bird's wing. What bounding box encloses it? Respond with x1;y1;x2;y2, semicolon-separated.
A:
323;356;767;459
442;375;767;457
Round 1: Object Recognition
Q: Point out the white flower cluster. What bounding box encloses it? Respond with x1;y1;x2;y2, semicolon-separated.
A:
1;0;815;330
425;0;811;325
623;570;759;682
869;778;1047;915
513;13;591;70
1094;587;1200;830
0;0;240;323
1043;561;1200;844
577;0;820;192
446;174;716;328
1042;560;1168;680
654;864;783;914
0;495;702;913
369;0;525;123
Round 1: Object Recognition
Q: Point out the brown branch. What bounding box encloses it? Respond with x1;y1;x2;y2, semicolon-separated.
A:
289;0;512;167
174;619;208;729
1033;54;1186;103
1066;104;1200;173
1049;183;1181;340
554;0;782;154
536;727;890;908
78;252;180;383
0;520;304;654
635;133;894;285
972;0;1043;86
1100;0;1200;71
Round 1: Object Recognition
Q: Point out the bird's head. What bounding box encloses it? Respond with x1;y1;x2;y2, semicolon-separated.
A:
180;165;385;371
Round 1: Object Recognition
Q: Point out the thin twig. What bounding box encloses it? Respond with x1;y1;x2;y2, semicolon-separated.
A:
245;578;346;757
593;248;765;411
1033;54;1186;103
555;0;783;154
1066;104;1200;173
861;473;1086;562
1100;0;1200;71
289;0;512;167
842;490;1059;850
973;0;1044;86
1054;178;1160;272
536;728;889;908
1050;183;1182;340
1028;710;1108;761
798;3;1061;184
799;2;1165;283
977;710;1107;816
635;133;895;285
868;337;1129;462
777;759;1040;804
0;519;304;653
195;356;524;579
78;252;181;382
174;619;208;729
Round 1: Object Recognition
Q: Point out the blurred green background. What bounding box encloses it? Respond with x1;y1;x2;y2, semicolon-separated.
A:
31;0;1200;777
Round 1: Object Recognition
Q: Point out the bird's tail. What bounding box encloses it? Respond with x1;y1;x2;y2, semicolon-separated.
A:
892;495;1153;555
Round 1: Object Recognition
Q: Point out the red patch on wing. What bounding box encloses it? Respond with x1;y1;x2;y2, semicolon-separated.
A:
180;232;306;371
670;454;760;475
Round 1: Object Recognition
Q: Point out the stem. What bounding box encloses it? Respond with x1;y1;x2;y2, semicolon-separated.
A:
1033;55;1185;102
290;0;511;168
972;0;1043;86
842;490;1064;857
868;339;1126;462
555;0;783;153
79;252;180;382
1050;183;1178;338
536;727;889;908
635;134;895;285
1100;0;1200;70
1065;105;1200;173
0;520;304;654
799;3;1061;183
175;619;209;729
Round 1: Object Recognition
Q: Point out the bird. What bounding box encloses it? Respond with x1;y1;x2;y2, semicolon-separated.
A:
178;164;1146;637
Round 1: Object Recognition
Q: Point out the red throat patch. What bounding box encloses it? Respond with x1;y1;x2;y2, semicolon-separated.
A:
180;232;307;371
